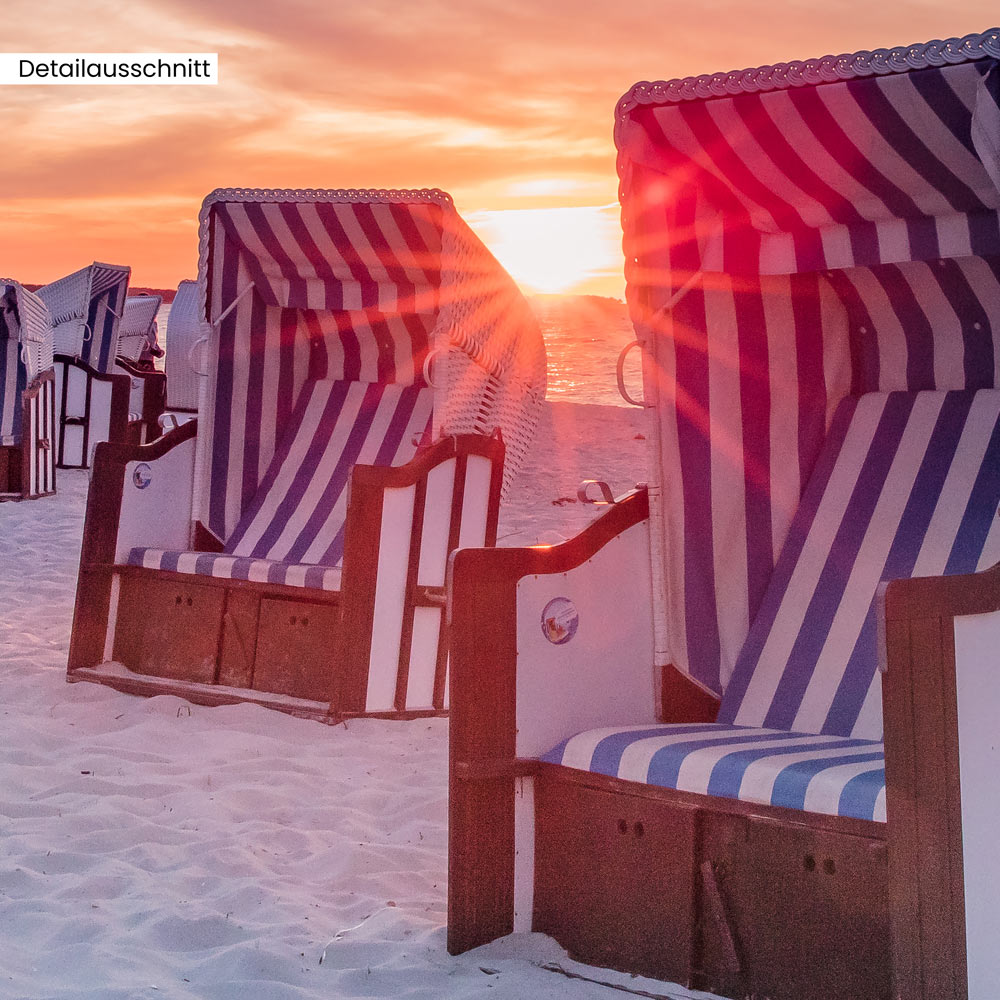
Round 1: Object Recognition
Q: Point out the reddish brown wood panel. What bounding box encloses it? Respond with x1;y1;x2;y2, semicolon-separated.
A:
659;663;721;723
252;597;340;701
217;589;261;689
533;775;698;985
113;574;224;683
0;445;18;495
696;812;889;1000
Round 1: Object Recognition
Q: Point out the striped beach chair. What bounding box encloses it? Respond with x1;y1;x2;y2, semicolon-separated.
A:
67;188;545;720
37;262;133;468
447;27;1000;1000
0;280;56;499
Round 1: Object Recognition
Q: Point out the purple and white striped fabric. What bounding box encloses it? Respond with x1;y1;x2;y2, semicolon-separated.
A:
720;390;1000;740
125;549;343;592
1;281;54;446
224;379;433;565
0;286;22;445
127;378;432;584
542;724;885;822
39;263;130;374
543;388;1000;821
201;198;443;542
619;59;1000;273
617;38;1000;695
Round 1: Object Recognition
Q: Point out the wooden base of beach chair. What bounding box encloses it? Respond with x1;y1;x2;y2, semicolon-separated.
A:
0;370;56;500
447;489;892;1000
529;767;888;1000
54;355;130;469
111;566;343;702
67;423;504;721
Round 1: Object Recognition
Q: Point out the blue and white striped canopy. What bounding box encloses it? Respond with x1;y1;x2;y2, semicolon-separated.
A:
616;29;1000;695
196;189;543;545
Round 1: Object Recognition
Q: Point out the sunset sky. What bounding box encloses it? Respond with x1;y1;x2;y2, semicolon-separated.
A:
1;2;996;296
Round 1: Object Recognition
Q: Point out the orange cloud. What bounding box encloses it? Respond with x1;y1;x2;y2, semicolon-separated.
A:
2;0;996;292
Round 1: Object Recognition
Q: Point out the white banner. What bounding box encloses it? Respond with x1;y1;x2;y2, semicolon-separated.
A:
0;53;218;85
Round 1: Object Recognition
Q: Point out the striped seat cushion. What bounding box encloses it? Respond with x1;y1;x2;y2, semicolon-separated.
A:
223;379;433;565
125;549;343;592
541;724;885;822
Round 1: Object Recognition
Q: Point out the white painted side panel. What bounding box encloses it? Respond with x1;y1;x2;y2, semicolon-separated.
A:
115;436;197;563
405;606;441;709
28;394;37;497
89;379;114;456
513;777;535;932
515;519;657;758
954;609;1000;1000
365;484;416;712
457;454;492;549
62;424;85;468
65;365;88;418
416;458;456;587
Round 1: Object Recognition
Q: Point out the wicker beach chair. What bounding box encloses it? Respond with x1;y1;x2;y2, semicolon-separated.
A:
116;295;163;365
115;294;167;445
159;279;202;428
37;262;135;468
67;187;546;720
0;280;56;499
447;28;1000;1000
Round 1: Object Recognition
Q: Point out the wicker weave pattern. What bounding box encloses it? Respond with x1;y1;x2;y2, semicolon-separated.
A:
436;212;547;493
164;280;204;411
7;281;54;381
615;28;1000;126
117;295;162;363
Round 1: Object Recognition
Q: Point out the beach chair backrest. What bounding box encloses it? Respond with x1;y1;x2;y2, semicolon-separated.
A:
38;262;130;373
718;390;1000;740
223;378;433;566
615;32;1000;697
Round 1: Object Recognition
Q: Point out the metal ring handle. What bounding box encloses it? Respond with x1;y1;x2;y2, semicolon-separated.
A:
577;480;616;505
188;336;210;377
616;340;644;407
422;348;443;389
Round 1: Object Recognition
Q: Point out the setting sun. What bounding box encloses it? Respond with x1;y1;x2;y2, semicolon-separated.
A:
466;204;624;296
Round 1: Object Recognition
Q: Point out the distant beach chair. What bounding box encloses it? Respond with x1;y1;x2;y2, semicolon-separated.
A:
447;27;1000;1000
116;294;167;444
67;187;546;719
159;279;202;429
36;262;135;468
0;280;56;499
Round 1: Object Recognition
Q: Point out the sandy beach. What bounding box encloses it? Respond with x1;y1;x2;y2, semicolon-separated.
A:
0;400;716;1000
